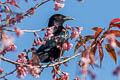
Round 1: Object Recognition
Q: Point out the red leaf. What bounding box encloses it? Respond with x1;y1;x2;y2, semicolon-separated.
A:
84;35;94;40
115;40;120;48
93;27;103;39
74;41;82;53
105;44;117;63
92;27;99;31
103;30;120;37
98;42;104;67
0;68;3;74
90;41;97;56
109;18;120;28
110;18;120;24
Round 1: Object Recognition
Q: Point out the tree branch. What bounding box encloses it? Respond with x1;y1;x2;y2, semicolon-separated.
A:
2;26;55;32
0;69;16;79
0;52;81;68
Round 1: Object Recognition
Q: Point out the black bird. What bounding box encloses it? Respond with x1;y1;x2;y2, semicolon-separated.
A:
33;14;74;63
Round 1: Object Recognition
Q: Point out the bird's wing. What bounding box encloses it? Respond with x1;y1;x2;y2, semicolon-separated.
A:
36;30;69;62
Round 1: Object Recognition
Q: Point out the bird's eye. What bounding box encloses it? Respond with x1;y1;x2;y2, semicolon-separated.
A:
59;16;62;19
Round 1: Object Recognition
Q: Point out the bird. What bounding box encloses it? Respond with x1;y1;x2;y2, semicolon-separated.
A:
32;14;74;63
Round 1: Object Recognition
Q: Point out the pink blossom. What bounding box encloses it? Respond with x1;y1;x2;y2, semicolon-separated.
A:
62;72;69;80
76;26;83;33
16;52;28;78
5;44;16;51
16;66;27;78
14;28;24;36
27;65;41;78
105;34;116;47
44;27;54;40
54;1;64;11
1;33;14;48
80;57;90;68
66;24;72;30
17;52;27;66
56;0;65;2
33;38;42;46
62;41;73;51
37;38;42;45
70;29;79;40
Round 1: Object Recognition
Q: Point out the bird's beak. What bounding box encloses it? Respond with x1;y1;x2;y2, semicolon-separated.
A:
63;17;75;21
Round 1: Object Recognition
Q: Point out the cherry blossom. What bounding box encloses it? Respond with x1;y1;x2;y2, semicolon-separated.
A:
62;72;69;80
62;41;73;51
16;66;27;78
1;33;14;49
27;65;41;78
105;34;116;47
44;27;54;40
14;28;24;37
16;52;27;78
76;26;83;33
70;29;79;40
5;44;16;51
54;0;65;11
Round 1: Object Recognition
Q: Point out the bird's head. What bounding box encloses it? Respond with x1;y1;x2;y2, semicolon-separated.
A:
48;14;74;27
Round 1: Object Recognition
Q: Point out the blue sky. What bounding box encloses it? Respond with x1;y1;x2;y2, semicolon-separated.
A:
1;0;120;80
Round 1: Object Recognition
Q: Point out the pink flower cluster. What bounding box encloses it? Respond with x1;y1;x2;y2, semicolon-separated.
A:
33;38;42;46
62;41;73;51
16;52;27;78
62;72;69;80
16;52;41;78
105;34;116;47
0;33;16;55
44;27;54;40
1;33;14;48
70;27;83;40
54;0;65;11
27;64;41;78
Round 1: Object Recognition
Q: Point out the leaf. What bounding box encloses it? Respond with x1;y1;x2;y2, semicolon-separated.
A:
110;18;120;24
109;18;120;28
0;68;3;74
74;36;88;53
94;28;103;39
115;40;120;48
84;35;94;41
105;44;117;63
103;30;120;37
110;23;120;29
98;43;104;67
74;41;82;53
92;27;99;31
6;5;13;15
90;41;97;56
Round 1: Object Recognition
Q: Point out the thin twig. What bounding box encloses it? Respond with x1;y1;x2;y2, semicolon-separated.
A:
1;0;51;27
2;26;55;32
0;69;16;79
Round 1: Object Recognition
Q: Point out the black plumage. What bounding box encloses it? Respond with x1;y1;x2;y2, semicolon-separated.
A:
35;14;74;63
